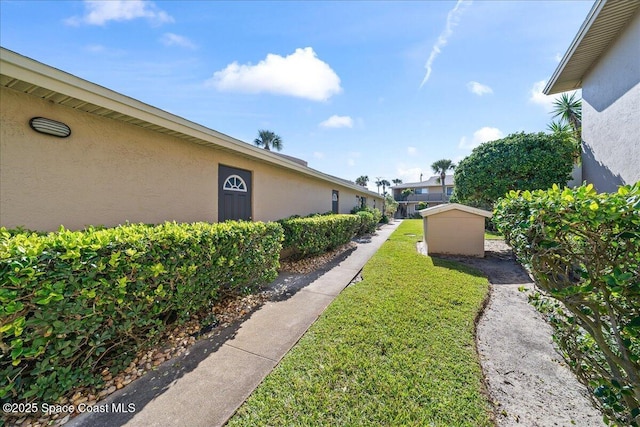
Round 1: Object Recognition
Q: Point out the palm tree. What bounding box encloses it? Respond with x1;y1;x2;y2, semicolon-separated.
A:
380;179;391;196
375;177;383;194
431;159;455;202
401;188;414;200
355;175;369;187
254;129;283;151
547;120;572;135
551;93;581;141
392;178;403;186
550;93;582;161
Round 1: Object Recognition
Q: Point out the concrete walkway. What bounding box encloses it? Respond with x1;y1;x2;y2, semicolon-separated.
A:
67;220;400;427
437;240;604;426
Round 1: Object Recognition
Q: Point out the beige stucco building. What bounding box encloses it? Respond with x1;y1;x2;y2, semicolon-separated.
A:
0;48;383;231
391;174;454;218
419;203;492;258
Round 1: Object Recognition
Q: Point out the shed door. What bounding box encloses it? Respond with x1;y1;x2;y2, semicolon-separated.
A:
332;190;339;214
219;165;252;222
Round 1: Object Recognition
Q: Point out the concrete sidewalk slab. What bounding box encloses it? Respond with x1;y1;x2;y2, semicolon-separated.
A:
123;345;277;427
67;220;400;427
225;290;335;361
302;264;364;296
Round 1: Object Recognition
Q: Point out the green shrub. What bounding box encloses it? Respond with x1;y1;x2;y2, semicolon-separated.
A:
355;211;377;235
350;207;382;235
350;206;382;221
0;221;283;405
494;183;640;425
279;214;360;259
454;131;574;209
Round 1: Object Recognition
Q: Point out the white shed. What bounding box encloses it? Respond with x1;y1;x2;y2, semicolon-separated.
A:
419;203;493;257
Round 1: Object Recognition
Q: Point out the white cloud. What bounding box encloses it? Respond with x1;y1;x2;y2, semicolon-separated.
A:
529;80;556;110
85;44;106;53
84;44;126;57
459;126;504;149
313;151;325;159
529;80;579;112
420;0;472;88
467;81;493;96
160;33;196;50
208;47;342;101
554;52;563;62
320;115;353;129
407;146;417;155
346;151;361;167
66;0;173;26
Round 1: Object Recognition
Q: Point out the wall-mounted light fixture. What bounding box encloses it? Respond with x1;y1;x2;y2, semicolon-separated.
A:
29;117;71;138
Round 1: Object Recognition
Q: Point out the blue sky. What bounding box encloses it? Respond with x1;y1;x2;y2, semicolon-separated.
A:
1;0;590;192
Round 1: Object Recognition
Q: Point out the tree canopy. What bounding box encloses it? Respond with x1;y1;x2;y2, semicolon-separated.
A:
431;159;455;178
452;132;574;209
254;129;283;151
551;93;582;141
431;159;455;198
549;93;582;161
355;175;369;187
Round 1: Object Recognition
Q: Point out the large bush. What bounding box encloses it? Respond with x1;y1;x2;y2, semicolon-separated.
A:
494;183;640;425
0;221;283;404
279;214;361;258
453;132;574;209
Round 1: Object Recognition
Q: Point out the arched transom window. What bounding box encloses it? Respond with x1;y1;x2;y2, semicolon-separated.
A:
223;175;248;192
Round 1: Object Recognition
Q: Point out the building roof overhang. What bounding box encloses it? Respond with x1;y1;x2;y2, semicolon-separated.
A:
0;47;381;198
544;0;640;94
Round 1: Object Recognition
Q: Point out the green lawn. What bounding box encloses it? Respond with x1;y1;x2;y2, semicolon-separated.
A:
484;231;504;240
228;220;493;426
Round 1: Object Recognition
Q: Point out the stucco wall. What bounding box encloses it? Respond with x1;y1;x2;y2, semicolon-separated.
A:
581;11;640;192
423;209;485;257
0;87;381;231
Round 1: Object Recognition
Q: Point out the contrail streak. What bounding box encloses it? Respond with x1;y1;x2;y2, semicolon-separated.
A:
420;0;472;89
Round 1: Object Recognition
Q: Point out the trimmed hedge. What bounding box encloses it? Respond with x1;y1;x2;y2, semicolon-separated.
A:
0;221;283;404
355;211;376;235
279;214;361;259
494;183;640;425
355;208;382;235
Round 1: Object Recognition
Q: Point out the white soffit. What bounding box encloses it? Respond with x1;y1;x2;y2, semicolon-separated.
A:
544;0;640;94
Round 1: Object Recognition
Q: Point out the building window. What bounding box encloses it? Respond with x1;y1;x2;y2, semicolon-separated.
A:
223;175;248;192
446;187;454;196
